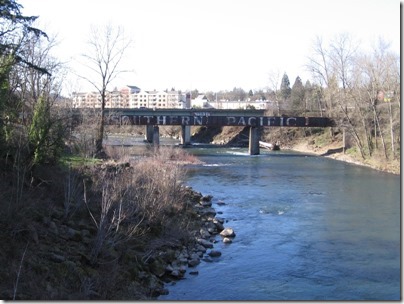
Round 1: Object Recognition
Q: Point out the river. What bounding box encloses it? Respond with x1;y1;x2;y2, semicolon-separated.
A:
158;146;400;301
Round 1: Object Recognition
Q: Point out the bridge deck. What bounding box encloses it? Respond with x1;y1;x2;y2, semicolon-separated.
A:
101;108;334;127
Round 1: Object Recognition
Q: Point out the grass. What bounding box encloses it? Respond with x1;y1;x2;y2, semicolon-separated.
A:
313;131;332;148
59;155;103;169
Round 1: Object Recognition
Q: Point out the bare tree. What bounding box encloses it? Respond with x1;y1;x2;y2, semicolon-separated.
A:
13;31;65;121
267;69;282;115
307;34;367;158
79;24;132;157
362;38;400;159
307;33;400;161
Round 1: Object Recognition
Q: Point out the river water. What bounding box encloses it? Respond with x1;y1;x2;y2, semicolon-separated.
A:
158;146;401;301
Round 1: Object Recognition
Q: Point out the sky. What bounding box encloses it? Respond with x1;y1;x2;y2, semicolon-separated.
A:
20;0;401;95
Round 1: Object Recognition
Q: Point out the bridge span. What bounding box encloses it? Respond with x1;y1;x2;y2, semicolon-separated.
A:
100;108;335;155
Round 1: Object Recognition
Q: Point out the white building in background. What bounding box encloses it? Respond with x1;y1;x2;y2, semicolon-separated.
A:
191;95;269;110
209;99;269;110
130;89;190;109
191;94;212;108
72;85;191;109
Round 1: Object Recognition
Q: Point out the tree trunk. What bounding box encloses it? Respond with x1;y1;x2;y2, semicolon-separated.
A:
95;93;106;158
338;102;366;159
95;111;104;157
373;105;388;159
388;101;395;159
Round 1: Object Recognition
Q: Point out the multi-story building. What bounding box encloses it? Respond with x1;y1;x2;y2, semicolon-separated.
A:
72;85;190;109
72;91;101;108
128;89;190;108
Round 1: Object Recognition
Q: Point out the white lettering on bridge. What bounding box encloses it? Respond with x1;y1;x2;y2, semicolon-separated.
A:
106;115;330;127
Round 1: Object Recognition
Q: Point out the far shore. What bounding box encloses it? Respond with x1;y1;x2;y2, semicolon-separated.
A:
288;142;400;175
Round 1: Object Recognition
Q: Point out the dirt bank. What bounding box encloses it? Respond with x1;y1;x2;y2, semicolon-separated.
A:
286;137;400;175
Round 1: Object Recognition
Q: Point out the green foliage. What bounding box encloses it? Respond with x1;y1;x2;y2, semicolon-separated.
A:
59;155;102;169
29;96;49;164
290;76;305;114
345;146;358;156
28;96;65;165
280;73;291;101
314;131;331;147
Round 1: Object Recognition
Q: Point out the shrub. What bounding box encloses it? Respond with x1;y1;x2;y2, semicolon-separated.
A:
29;96;66;165
84;148;193;263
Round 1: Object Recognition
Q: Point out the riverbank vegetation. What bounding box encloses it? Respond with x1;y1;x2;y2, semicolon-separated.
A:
0;143;208;299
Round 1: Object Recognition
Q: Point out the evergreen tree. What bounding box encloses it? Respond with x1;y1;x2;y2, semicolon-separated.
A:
291;76;306;114
280;73;291;103
28;96;64;165
0;0;48;73
29;96;50;164
303;80;316;112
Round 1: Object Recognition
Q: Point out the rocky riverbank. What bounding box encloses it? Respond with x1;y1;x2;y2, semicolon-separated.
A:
152;190;235;298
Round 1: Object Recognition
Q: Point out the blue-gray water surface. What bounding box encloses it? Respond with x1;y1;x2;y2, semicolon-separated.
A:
159;147;400;301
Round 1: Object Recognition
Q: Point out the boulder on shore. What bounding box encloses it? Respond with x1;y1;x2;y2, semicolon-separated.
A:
196;238;214;248
208;250;222;257
223;237;232;244
201;195;213;202
220;227;236;238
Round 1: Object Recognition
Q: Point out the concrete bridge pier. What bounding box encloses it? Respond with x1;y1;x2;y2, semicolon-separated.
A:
153;126;160;146
145;125;154;143
180;125;191;146
249;126;260;155
145;125;160;146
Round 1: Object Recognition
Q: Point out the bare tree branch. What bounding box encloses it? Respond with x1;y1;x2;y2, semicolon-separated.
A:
77;24;133;157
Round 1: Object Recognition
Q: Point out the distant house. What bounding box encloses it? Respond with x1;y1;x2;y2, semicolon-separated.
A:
191;94;212;108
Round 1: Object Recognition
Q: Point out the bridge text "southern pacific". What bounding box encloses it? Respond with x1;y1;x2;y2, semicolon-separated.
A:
106;115;333;127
